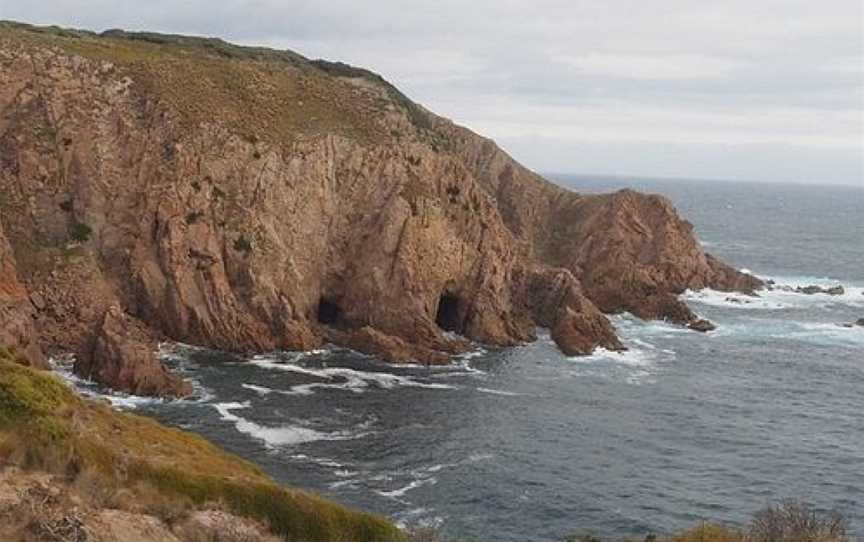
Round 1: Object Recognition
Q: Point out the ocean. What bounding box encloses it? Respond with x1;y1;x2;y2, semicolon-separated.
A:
58;176;863;541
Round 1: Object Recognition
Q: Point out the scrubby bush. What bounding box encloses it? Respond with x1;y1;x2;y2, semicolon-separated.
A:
69;221;92;242
233;235;252;254
185;211;205;224
749;500;848;542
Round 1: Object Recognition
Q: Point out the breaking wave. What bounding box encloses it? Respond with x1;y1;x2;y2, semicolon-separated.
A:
684;274;863;311
247;355;458;394
213;402;371;447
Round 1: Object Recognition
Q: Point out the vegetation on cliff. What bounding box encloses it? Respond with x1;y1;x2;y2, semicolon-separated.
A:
0;347;403;541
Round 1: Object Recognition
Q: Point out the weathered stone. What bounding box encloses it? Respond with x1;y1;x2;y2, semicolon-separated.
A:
75;307;192;398
28;292;46;311
796;284;845;296
0;26;762;390
687;319;717;333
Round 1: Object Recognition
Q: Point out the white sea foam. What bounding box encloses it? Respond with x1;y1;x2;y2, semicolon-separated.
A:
213;402;369;447
554;319;679;385
241;383;275;396
684;274;864;311
476;387;524;397
376;477;437;499
576;345;659;368
248;355;457;395
392;507;444;529
467;453;494;463
711;318;864;347
50;355;170;409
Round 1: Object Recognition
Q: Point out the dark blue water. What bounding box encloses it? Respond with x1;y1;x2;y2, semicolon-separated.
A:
61;177;864;541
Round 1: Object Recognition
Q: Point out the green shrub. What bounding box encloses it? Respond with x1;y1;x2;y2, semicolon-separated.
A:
69;221;92;242
233;235;252;254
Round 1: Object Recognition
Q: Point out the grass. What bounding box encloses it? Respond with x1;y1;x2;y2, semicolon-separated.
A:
0;348;403;542
0;20;432;146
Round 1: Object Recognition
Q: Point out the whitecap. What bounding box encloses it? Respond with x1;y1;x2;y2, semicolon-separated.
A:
709;317;864;348
684;274;863;311
376;477;436;499
575;346;658;368
212;402;369;447
467;453;494;463
241;383;274;396
393;507;445;530
248;356;457;394
476;387;524;397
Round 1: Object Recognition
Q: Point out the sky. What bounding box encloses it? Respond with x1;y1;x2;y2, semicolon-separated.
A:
2;1;862;186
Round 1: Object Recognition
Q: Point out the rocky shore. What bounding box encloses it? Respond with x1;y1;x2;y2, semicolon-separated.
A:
0;22;761;397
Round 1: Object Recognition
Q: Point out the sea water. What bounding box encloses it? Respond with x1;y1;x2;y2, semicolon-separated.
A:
58;177;863;541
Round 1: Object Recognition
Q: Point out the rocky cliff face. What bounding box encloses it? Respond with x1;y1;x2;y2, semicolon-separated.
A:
0;23;760;396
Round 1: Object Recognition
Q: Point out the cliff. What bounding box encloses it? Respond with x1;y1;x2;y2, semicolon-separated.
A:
0;22;761;396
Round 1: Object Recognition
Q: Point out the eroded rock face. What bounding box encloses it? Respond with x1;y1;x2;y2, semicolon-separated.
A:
0;223;46;368
0;25;761;395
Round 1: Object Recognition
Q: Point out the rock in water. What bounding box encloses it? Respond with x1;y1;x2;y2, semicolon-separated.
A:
75;307;192;398
842;318;864;328
687;319;717;333
795;284;845;295
0;24;760;393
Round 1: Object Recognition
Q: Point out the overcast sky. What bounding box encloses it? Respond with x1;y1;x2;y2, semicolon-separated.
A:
3;1;862;186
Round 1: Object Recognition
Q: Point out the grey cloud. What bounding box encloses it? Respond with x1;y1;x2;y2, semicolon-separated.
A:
2;0;862;185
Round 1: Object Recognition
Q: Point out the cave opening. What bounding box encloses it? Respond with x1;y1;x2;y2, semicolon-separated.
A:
435;293;462;333
317;297;342;326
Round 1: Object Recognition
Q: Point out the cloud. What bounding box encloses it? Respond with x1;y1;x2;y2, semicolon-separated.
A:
552;53;748;81
2;0;862;185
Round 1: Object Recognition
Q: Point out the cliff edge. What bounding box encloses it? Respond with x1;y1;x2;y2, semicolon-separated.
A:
0;22;760;396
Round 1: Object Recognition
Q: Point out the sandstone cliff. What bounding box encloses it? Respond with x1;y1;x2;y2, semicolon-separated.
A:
0;22;760;396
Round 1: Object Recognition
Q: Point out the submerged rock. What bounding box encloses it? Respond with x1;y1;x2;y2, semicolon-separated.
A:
841;318;864;328
687;319;717;333
795;285;845;295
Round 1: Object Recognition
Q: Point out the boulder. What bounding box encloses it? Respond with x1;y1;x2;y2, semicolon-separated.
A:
687;319;717;333
551;307;624;356
75;307;192;398
795;284;845;296
333;326;450;365
841;318;864;328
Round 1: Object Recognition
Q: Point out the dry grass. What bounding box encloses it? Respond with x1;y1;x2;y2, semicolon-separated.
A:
0;20;424;147
0;350;403;542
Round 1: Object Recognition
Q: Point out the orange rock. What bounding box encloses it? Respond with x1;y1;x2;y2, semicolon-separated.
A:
0;26;761;387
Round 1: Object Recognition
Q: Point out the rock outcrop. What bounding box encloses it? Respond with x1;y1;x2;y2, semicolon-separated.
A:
76;306;192;397
0;223;46;368
0;22;761;395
